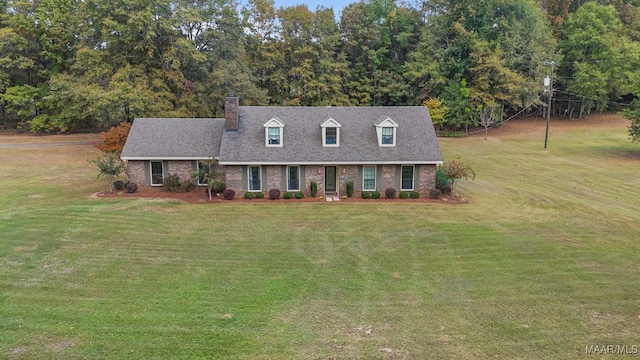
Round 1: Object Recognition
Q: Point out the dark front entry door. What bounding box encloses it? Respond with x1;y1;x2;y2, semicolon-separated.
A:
325;166;337;192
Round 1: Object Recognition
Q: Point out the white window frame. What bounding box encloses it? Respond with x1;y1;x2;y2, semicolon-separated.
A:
400;165;415;191
248;165;262;192
264;118;284;147
287;165;300;191
321;118;341;147
362;165;376;191
150;161;165;186
375;117;398;147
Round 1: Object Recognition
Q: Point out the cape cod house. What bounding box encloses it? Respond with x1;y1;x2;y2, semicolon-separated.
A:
120;95;444;198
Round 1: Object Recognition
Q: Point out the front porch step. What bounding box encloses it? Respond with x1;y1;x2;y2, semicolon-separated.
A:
325;196;341;202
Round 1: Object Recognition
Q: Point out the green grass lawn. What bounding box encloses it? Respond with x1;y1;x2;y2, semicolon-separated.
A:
1;115;640;359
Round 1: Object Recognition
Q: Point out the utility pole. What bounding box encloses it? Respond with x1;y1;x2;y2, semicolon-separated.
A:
543;61;555;149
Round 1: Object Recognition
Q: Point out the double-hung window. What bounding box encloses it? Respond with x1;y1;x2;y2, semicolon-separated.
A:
248;166;262;191
325;127;337;145
401;165;414;191
150;161;165;186
363;165;376;191
268;127;280;145
288;166;300;191
382;127;394;145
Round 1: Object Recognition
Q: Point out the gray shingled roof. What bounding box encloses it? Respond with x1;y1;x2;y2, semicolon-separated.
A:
121;118;224;160
218;107;443;165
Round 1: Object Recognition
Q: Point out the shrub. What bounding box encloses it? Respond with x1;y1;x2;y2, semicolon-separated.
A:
385;187;396;199
372;191;381;199
283;192;293;199
295;191;304;199
410;191;420;199
399;191;408;199
212;180;226;194
113;180;125;191
223;189;235;200
441;185;452;196
163;173;194;193
429;189;442;199
244;192;255;199
268;188;281;200
436;168;451;190
255;192;264;199
126;182;138;193
346;181;354;197
310;181;318;197
361;191;371;199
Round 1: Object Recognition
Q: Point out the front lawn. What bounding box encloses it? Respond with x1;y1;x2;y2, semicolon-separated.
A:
1;115;639;359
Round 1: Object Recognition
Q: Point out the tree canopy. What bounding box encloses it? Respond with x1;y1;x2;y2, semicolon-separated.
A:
2;0;640;132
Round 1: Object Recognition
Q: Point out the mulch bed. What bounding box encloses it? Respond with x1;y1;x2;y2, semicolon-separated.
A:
94;187;468;205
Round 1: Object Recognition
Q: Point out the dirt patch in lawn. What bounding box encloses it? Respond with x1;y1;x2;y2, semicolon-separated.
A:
472;113;629;138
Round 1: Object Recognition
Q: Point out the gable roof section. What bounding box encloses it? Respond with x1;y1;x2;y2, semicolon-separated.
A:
218;107;443;165
121;118;224;160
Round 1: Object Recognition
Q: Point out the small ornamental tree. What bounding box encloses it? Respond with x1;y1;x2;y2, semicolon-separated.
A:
438;159;476;194
620;100;640;143
193;157;223;200
90;153;126;192
93;122;131;155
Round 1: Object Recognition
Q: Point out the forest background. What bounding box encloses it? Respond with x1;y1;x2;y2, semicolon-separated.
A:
2;0;640;133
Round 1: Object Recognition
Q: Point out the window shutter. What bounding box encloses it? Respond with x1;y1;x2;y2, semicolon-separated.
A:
415;165;420;190
242;165;247;191
144;161;151;185
281;165;287;190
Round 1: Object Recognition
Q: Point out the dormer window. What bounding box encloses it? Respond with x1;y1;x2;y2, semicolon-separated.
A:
268;127;280;145
375;117;398;147
321;118;341;147
263;117;284;147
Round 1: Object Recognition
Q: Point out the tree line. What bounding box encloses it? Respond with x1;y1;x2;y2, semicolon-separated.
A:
2;0;640;132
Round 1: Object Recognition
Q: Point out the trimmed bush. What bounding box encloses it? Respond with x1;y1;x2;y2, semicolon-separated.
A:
223;189;235;200
429;189;442;199
283;192;293;199
268;188;281;200
410;191;420;199
295;191;304;199
126;182;138;193
441;185;452;196
372;191;381;199
361;191;372;199
113;180;125;191
399;191;408;199
346;181;354;197
244;192;255;199
310;181;318;197
385;187;396;199
255;192;264;199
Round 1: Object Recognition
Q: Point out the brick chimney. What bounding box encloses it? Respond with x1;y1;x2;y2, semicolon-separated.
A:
225;94;239;131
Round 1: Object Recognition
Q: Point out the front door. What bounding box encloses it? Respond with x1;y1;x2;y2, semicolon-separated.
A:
325;166;337;193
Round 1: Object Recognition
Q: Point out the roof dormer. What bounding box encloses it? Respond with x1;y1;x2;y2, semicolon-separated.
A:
263;117;284;147
375;117;398;147
320;118;342;147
